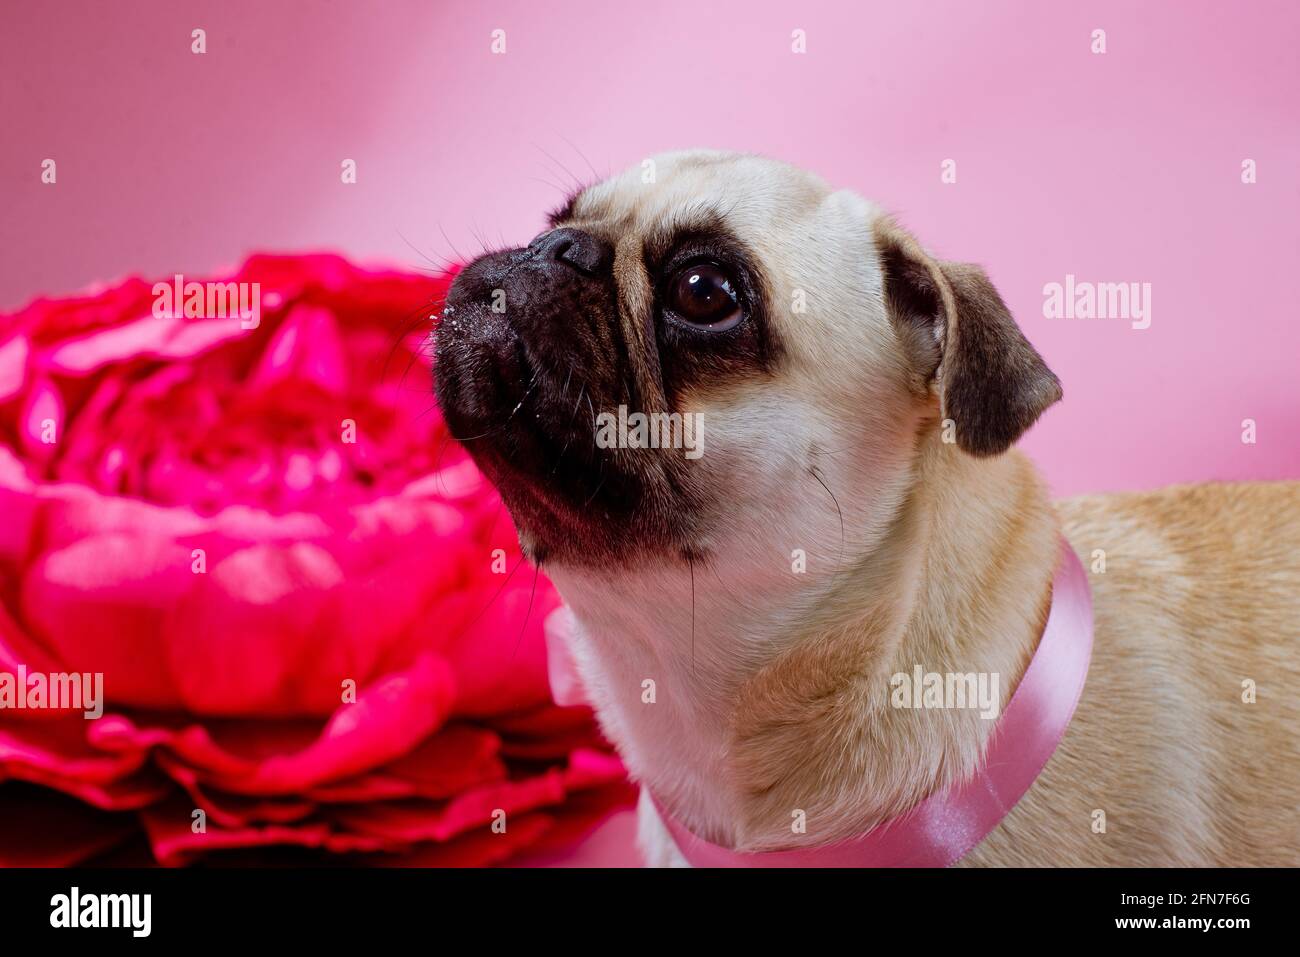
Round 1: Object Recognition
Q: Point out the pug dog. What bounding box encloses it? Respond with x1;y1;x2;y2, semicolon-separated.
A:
434;150;1300;866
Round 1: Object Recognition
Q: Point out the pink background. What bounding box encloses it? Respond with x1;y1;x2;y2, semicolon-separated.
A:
2;1;1296;864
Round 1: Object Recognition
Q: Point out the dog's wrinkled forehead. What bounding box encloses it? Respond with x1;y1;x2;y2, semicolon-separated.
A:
555;150;833;245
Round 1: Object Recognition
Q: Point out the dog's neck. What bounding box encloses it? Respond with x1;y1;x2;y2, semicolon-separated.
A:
546;440;1059;851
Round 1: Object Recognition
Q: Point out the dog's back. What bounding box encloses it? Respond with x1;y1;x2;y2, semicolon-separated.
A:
966;480;1300;866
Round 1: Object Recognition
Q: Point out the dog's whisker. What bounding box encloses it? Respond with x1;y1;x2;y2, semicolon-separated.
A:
381;296;445;382
396;229;456;274
534;143;586;194
688;552;696;678
581;462;606;507
584;392;597;454
437;222;470;266
528;175;573;198
548;382;587;478
557;133;602;183
809;465;846;570
462;551;527;636
509;560;542;664
446;367;544;444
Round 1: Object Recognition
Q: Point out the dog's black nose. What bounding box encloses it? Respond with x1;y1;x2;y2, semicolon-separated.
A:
529;227;611;276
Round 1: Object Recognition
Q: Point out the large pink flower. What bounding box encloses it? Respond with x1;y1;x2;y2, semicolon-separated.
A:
0;254;632;866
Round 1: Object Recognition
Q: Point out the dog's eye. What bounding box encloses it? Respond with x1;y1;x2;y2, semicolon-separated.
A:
665;263;742;331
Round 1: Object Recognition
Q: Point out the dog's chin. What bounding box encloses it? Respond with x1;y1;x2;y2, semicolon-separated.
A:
436;375;679;569
438;391;706;569
501;494;598;568
473;445;705;569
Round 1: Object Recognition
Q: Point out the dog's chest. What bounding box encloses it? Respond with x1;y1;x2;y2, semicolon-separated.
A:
564;617;744;842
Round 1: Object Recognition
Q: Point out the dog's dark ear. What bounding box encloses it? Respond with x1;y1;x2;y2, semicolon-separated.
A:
873;218;1062;457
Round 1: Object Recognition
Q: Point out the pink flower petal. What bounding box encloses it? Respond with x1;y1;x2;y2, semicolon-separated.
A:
0;334;29;402
163;542;346;715
19;378;63;461
249;305;348;393
233;654;456;793
46;312;249;374
20;532;197;708
0;444;40;562
435;579;562;717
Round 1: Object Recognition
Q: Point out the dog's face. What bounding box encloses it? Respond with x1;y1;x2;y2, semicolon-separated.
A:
434;150;1060;570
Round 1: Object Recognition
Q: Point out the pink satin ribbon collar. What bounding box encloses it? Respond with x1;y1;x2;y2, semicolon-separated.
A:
545;537;1094;867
